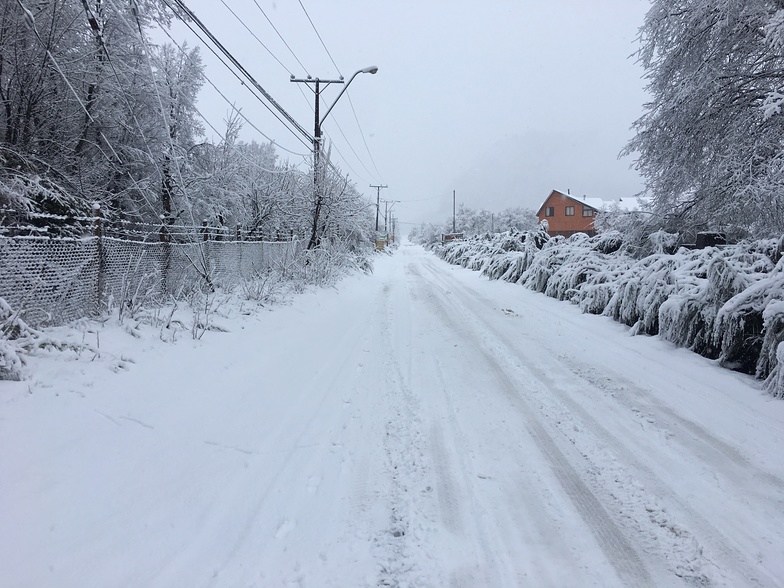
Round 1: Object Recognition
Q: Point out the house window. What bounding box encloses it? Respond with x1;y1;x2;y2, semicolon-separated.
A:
565;206;575;216
582;207;594;217
545;206;554;217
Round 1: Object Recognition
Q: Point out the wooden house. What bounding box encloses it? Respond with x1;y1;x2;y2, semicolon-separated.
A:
536;189;605;237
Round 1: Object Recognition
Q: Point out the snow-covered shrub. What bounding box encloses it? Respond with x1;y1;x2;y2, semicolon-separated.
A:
431;228;784;398
765;342;784;398
603;254;680;334
714;254;784;376
658;251;758;357
649;230;680;254
0;296;91;379
543;234;601;302
593;230;625;255
241;269;283;304
760;301;784;384
482;233;539;282
292;241;374;289
520;235;569;292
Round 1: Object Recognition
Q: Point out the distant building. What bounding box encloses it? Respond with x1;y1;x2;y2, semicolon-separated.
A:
536;189;639;237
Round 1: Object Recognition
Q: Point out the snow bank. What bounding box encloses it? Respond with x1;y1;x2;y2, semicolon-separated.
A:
431;231;784;397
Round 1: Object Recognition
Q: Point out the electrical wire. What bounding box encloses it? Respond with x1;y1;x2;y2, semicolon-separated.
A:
218;0;293;76
131;2;198;222
79;0;166;180
292;0;384;182
322;121;375;182
297;0;341;76
153;18;311;158
163;0;313;146
15;0;161;216
346;92;384;180
252;0;310;76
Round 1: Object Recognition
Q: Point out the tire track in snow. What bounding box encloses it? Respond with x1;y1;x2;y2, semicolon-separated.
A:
151;290;382;588
418;254;780;587
565;358;784;491
413;260;654;587
372;278;436;588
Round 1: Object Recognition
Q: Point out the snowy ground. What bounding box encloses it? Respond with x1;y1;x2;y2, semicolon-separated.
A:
3;243;784;587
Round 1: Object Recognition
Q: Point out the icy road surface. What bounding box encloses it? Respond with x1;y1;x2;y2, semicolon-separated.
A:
3;244;784;587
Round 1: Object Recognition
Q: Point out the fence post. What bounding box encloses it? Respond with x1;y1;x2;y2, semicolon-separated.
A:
93;203;106;316
199;219;213;290
236;224;243;280
159;216;171;296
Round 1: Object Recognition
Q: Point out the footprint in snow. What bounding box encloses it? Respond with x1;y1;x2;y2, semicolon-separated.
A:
275;519;297;539
307;475;322;494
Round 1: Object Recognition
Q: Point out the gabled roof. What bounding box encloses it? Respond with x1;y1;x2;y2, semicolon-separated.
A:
536;189;642;215
536;189;602;215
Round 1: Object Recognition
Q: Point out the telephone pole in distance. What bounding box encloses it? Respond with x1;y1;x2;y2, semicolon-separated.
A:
370;184;388;232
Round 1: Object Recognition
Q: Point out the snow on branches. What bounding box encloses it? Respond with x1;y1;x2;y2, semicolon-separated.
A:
434;231;784;398
627;0;784;239
0;297;95;380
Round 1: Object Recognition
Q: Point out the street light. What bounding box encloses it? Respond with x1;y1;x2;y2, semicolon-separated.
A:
319;66;378;125
382;199;400;233
291;66;379;249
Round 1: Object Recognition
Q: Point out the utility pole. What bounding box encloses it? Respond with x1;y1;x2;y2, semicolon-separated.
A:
290;76;344;249
382;199;400;234
370;184;388;232
291;66;378;249
453;189;456;233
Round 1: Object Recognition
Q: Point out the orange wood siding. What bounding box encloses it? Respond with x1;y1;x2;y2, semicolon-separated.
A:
537;191;596;236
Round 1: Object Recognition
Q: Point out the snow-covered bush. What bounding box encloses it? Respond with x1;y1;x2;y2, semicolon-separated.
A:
0;296;91;379
715;252;784;378
658;245;774;358
430;228;784;398
291;241;374;289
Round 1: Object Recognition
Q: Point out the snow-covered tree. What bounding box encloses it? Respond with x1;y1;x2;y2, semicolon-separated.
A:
626;0;784;239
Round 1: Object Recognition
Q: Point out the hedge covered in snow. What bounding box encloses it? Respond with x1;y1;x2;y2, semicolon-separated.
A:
430;229;784;398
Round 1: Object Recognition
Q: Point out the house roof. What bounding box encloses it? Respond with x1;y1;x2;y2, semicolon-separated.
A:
536;189;642;215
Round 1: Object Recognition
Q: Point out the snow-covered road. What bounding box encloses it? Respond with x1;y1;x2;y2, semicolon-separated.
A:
3;244;784;587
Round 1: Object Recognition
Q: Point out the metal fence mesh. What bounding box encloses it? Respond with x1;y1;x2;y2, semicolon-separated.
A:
0;236;301;327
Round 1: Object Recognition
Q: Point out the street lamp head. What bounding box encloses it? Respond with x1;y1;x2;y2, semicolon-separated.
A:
318;65;379;127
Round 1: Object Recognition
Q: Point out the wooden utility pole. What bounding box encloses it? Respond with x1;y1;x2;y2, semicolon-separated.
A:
453;190;456;233
370;184;388;232
291;76;344;249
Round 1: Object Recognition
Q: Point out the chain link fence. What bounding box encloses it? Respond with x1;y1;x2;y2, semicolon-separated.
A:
0;233;301;327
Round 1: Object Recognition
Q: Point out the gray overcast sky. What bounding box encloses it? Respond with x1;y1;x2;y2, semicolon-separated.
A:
165;0;650;229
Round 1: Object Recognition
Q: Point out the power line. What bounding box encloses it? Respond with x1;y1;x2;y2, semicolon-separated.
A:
79;0;166;180
291;1;383;183
164;0;313;145
322;121;376;182
252;0;310;76
218;0;293;76
15;0;162;216
152;16;310;157
297;0;341;76
346;92;383;181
